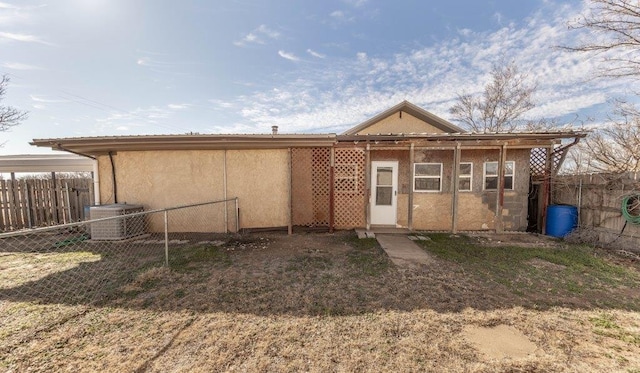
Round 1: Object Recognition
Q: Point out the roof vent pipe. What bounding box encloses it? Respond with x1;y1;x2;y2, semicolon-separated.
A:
272;126;278;135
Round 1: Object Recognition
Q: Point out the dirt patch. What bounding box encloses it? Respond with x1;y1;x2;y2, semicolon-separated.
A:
469;232;561;248
464;324;538;360
527;257;567;271
2;231;640;371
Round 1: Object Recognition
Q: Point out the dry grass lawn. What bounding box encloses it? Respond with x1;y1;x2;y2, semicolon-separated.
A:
1;231;640;372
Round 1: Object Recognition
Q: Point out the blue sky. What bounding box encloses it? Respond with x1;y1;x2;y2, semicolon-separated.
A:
0;0;635;155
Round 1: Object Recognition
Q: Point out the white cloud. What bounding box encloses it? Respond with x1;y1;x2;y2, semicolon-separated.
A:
526;92;609;119
224;2;633;134
209;99;234;108
135;56;197;76
234;24;280;47
0;2;46;30
342;0;368;7
92;105;189;134
0;31;51;45
168;103;190;110
278;50;300;62
328;9;357;24
307;49;326;59
0;2;19;9
493;12;503;25
30;95;67;103
1;62;42;70
256;24;280;39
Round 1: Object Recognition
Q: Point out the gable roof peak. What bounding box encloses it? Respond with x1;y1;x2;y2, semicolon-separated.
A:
342;100;464;135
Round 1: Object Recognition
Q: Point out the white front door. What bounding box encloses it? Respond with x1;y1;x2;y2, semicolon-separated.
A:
370;161;398;225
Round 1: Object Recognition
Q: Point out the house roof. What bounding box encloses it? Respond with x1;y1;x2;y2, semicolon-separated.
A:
30;130;586;156
30;102;586;155
341;100;465;135
335;131;587;149
30;134;338;156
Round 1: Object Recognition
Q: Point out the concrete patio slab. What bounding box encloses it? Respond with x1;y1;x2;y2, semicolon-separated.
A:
376;234;436;268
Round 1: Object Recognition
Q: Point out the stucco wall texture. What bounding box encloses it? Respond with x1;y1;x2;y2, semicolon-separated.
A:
355;112;446;135
372;148;531;231
96;146;531;233
97;149;289;232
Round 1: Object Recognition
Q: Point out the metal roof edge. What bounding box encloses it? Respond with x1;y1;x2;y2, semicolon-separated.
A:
0;153;95;173
31;134;338;155
337;131;587;143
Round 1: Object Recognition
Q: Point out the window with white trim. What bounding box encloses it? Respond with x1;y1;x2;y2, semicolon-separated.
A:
459;162;473;191
483;161;515;190
414;163;442;192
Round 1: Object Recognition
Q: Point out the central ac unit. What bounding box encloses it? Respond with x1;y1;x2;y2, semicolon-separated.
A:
89;204;145;240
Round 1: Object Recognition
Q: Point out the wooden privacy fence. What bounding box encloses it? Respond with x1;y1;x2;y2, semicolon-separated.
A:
0;178;93;232
553;172;640;250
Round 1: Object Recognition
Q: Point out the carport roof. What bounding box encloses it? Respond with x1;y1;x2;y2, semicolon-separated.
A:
0;154;95;173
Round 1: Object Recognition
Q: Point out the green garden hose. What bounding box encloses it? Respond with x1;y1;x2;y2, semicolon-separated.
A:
622;195;640;225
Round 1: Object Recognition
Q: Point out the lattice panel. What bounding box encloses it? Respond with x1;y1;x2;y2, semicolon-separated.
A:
312;148;331;225
530;145;572;179
334;148;366;228
530;148;548;177
291;148;330;227
335;164;358;193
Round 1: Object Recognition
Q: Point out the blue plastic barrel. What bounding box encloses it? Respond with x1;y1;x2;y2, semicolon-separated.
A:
546;205;578;238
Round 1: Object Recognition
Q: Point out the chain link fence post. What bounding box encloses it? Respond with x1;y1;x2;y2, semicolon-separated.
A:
164;210;169;267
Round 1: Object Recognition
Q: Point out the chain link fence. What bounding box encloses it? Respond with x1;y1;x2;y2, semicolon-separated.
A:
0;198;239;307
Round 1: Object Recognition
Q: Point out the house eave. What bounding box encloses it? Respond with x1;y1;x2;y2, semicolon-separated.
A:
31;134;338;155
337;131;587;146
30;131;586;155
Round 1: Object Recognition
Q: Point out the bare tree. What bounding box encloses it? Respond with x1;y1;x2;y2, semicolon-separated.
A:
449;61;536;133
566;0;640;78
0;75;27;138
580;101;640;172
562;1;640;173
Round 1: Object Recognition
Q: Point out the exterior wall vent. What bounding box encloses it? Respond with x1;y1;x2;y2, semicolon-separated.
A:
89;204;145;240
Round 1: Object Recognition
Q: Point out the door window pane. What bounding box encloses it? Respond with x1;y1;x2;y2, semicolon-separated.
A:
376;167;393;186
376;186;392;205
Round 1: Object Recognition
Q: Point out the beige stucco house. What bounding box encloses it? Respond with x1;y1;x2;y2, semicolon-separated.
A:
31;101;584;233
